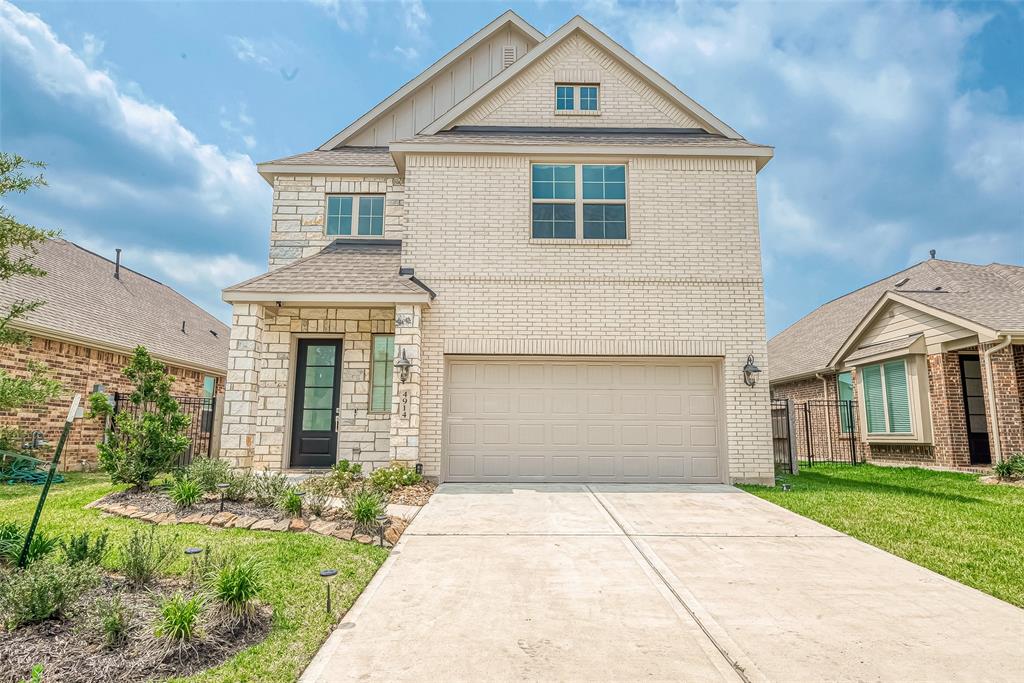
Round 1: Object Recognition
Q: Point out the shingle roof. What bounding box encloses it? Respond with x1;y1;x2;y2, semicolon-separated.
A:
260;147;395;168
845;333;923;363
394;128;769;149
224;240;429;297
768;259;1024;382
0;239;229;373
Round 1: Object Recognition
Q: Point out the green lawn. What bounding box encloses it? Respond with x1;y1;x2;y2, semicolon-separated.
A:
0;473;388;682
739;464;1024;607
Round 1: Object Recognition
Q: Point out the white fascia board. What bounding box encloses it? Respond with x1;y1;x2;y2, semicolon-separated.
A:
222;291;432;305
318;11;544;151
421;16;743;140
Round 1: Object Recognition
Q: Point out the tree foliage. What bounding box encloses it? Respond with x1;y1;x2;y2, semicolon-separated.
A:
89;346;189;489
0;152;61;414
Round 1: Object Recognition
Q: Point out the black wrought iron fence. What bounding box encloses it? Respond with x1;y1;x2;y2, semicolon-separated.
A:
793;400;860;465
112;393;216;467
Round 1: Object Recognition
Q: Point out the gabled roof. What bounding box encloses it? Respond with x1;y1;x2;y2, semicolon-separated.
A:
768;259;1024;383
223;240;433;305
258;148;396;182
0;239;229;374
421;15;743;139
318;11;544;150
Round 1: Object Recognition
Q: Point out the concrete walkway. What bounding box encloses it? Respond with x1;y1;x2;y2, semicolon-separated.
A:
302;484;1024;682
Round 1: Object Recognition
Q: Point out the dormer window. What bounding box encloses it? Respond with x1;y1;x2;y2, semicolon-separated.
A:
326;195;384;236
555;84;600;113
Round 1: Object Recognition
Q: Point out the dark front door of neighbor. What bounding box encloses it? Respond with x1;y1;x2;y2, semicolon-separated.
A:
291;340;342;468
959;354;991;465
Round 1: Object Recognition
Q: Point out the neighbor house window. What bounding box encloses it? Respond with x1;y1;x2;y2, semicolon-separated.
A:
370;334;394;412
202;375;217;399
837;371;853;434
861;360;911;434
556;85;575;111
579;85;599;110
531;163;627;240
326;195;385;236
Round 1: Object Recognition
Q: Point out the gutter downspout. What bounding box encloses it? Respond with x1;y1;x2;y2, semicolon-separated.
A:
983;335;1012;463
815;373;834;457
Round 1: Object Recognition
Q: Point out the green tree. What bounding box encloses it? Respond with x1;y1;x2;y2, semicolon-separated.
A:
0;153;60;413
89;346;190;489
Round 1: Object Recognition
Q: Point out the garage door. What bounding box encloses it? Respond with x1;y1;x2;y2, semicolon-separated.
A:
443;357;724;483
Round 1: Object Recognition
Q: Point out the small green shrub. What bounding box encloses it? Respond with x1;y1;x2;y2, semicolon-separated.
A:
300;478;330;516
0;562;99;629
223;469;253;502
346;486;387;530
251;471;289;508
0;523;59;566
169;475;203;509
994;453;1024;480
19;664;44;683
60;530;109;566
368;463;421;493
278;487;303;517
334;459;363;476
95;596;130;648
183;457;232;492
155;591;205;642
119;527;176;587
206;556;262;623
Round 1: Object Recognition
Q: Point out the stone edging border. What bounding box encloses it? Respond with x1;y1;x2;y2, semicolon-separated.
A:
85;495;419;547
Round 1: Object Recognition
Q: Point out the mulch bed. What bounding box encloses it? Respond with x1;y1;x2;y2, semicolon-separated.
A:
0;575;271;683
979;475;1024;487
102;489;276;519
387;481;436;506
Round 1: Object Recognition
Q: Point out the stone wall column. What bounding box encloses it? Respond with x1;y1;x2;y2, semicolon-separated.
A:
219;303;265;469
979;342;1024;460
389;304;422;467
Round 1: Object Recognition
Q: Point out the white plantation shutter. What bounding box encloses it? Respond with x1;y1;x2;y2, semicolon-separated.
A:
883;360;912;433
862;364;886;433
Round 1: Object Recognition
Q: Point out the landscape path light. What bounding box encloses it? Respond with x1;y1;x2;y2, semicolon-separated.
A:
217;482;229;512
320;569;338;613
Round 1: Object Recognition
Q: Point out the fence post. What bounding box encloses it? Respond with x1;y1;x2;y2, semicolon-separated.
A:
786;398;799;475
846;401;858;465
210;396;224;459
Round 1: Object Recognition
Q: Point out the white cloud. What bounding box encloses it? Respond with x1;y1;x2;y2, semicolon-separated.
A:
219;103;257;150
308;0;367;32
393;45;419;62
81;32;103;64
228;35;272;69
399;0;429;40
948;91;1024;195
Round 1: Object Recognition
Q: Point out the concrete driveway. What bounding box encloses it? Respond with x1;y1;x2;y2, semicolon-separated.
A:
302;484;1024;682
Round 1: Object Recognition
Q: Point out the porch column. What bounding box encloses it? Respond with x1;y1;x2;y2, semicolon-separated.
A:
979;342;1024;460
389;304;422;466
219;303;265;469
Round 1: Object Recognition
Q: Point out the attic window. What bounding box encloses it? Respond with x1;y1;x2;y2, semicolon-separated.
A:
502;45;516;69
555;84;600;114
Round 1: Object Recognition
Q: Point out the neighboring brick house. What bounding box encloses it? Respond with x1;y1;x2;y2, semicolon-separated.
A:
0;239;229;469
221;13;776;484
770;257;1024;469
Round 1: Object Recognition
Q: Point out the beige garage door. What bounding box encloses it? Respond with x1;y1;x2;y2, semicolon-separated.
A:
443;357;724;483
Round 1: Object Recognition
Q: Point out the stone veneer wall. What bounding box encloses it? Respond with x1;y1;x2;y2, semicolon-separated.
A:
220;305;396;471
0;335;219;469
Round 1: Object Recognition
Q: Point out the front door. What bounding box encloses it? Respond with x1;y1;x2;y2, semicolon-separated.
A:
959;355;991;465
291;340;342;468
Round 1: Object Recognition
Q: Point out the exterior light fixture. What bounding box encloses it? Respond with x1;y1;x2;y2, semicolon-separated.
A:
217;482;229;512
320;569;338;613
394;348;412;383
415;463;423;476
781;483;792;492
185;547;204;584
375;514;392;547
742;354;761;387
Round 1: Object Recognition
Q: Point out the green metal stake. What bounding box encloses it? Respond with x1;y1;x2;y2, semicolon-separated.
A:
18;394;81;569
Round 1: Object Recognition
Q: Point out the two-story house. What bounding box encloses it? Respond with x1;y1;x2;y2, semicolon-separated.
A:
220;12;775;484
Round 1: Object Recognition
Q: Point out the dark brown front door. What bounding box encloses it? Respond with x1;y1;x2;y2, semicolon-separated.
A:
959;355;991;465
291;340;342;468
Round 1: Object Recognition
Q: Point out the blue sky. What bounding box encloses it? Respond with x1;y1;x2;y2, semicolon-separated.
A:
1;0;1021;335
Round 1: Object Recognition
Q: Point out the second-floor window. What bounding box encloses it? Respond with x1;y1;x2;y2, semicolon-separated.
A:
326;195;385;237
555;84;600;112
531;163;627;240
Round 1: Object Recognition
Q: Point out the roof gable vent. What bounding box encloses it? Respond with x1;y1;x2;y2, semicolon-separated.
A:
501;45;517;69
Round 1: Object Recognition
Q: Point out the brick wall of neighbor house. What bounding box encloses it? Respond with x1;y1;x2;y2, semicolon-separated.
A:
402;152;774;484
269;175;405;269
923;351;971;467
770;373;867;464
220;305;395;471
978;343;1024;459
0;335;220;470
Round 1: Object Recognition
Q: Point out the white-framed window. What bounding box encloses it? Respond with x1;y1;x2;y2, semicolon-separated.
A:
861;360;912;434
326;195;385;237
554;84;600;112
531;163;627;240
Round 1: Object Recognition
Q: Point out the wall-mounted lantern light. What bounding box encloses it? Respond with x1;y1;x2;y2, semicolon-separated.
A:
394;348;412;383
742;354;761;387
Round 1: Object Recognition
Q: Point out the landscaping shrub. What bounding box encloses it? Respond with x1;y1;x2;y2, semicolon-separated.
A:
60;530;109;566
278;487;303;518
300;478;330;516
19;664;44;683
368;463;421;493
223;469;253;502
0;562;99;629
206;555;262;624
95;595;130;648
87;346;190;490
251;471;289;508
155;591;205;642
169;475;203;509
994;453;1024;480
182;457;232;492
346;486;387;531
334;459;363;476
0;523;59;566
119;527;176;587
